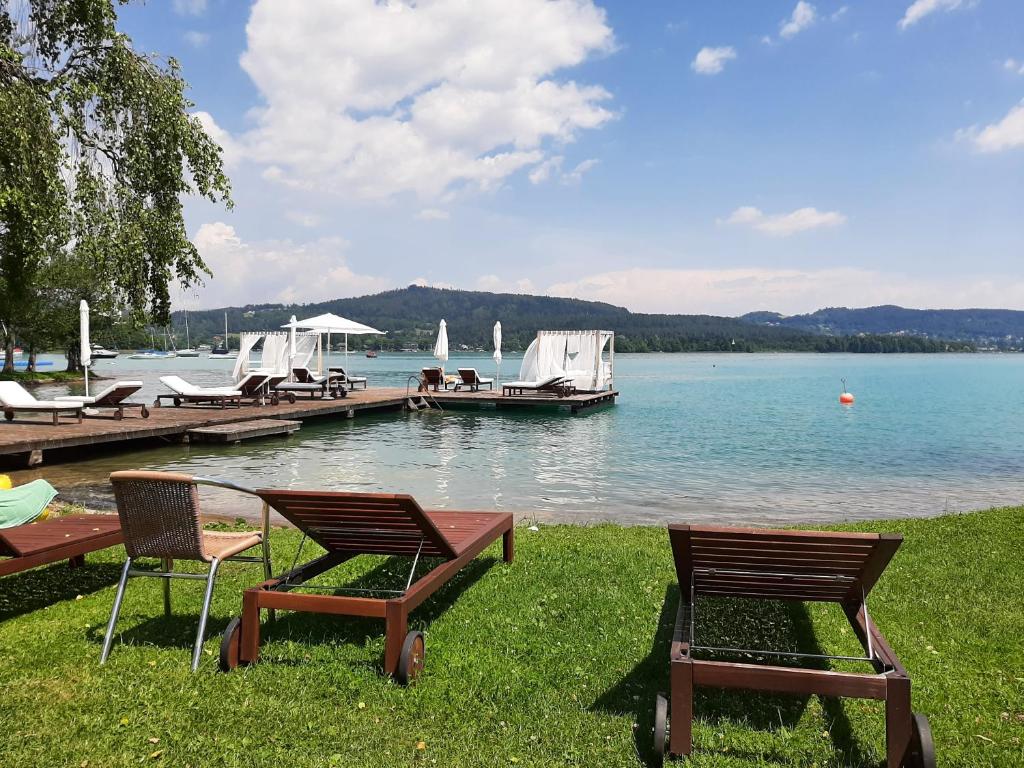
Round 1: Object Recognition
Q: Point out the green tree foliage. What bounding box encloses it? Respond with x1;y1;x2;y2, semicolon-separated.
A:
176;286;974;354
0;0;231;370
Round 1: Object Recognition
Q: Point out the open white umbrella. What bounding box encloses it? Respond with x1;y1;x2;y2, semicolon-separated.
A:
282;312;384;374
434;319;449;372
79;300;91;396
493;321;502;385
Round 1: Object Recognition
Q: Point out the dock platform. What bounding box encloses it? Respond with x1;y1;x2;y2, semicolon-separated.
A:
187;418;301;443
0;387;616;467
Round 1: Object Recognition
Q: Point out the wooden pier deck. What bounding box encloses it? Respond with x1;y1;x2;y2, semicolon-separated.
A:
0;387;616;467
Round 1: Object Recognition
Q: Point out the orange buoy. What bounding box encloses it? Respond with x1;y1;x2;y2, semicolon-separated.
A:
839;377;854;405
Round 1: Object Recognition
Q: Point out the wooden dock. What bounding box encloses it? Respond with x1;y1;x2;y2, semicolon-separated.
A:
187;418;301;443
0;387;616;467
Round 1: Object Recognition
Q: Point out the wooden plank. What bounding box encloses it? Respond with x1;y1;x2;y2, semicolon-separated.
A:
187;418;301;443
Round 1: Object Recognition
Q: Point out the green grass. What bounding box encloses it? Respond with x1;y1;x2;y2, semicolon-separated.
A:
0;369;84;383
0;508;1021;767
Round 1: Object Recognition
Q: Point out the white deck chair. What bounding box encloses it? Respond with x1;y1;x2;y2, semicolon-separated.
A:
0;381;83;425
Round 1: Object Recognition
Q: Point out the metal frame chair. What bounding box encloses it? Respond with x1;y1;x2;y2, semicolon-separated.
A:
100;471;272;672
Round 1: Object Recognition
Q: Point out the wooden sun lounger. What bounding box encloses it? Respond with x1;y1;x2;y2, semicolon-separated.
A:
420;367;448;391
55;380;149;420
328;367;368;390
653;524;935;767
273;380;346;402
218;490;513;684
0;514;122;577
455;368;494;392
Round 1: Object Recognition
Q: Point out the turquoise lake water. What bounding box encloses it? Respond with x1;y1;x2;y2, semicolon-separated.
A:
13;351;1024;525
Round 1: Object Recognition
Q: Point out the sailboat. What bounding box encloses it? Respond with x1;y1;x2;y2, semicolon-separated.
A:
176;310;199;357
209;312;238;359
129;329;176;359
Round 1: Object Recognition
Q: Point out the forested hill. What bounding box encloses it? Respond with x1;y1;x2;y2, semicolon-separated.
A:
171;286;972;353
742;305;1024;347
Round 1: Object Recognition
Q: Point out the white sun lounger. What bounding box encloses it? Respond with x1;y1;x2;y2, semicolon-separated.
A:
55;380;148;420
155;376;242;408
501;375;574;398
0;381;84;425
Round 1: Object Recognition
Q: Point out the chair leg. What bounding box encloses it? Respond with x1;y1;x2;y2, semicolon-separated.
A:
669;657;694;756
885;675;913;768
162;558;173;617
100;558;133;665
191;559;221;672
384;601;408;677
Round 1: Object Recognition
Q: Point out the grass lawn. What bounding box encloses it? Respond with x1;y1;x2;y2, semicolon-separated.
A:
0;507;1021;767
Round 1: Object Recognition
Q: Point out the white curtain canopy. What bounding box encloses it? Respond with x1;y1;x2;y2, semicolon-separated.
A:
518;330;615;391
281;313;383;335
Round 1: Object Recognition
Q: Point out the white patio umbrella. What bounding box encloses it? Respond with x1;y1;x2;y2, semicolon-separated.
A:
492;321;502;384
434;319;449;372
282;312;384;374
79;300;91;396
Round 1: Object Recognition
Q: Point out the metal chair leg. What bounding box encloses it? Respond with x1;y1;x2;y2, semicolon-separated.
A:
100;558;133;665
191;559;221;672
162;558;172;617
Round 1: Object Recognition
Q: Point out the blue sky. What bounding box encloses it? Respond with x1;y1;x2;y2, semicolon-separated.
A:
119;0;1023;315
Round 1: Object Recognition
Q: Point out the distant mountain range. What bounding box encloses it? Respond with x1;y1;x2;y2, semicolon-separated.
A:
741;306;1024;346
167;287;980;354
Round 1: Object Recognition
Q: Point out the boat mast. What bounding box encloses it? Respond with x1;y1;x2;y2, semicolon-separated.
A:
185;311;191;349
224;312;229;351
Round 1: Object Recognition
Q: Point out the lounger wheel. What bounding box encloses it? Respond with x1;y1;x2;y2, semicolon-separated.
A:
140;405;150;418
286;393;296;404
270;394;279;406
652;692;668;763
219;617;244;672
904;713;936;768
173;397;181;407
3;409;13;421
152;398;161;407
394;630;425;686
113;409;124;421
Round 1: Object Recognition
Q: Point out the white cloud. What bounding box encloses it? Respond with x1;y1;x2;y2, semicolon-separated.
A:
545;267;1024;316
959;102;1024;153
192;222;390;306
475;275;536;293
529;156;564;184
234;0;617;202
780;2;817;39
692;46;737;75
192;111;241;168
183;30;209;48
173;0;207;17
898;0;966;30
722;206;846;236
831;6;849;21
415;208;450;221
411;277;456;289
562;158;599;185
285;211;320;227
1005;58;1024;75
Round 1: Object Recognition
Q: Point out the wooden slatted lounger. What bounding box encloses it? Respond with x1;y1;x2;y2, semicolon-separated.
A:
0;514;123;577
653;524;935;767
218;490;514;684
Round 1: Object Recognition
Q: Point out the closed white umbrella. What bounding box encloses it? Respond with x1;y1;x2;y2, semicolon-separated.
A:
79;300;91;397
493;321;502;384
434;319;449;372
287;314;297;377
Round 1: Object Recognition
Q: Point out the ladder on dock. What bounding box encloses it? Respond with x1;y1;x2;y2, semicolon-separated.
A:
406;376;442;412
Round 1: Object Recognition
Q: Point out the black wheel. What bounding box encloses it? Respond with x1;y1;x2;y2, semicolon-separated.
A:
338;388;348;398
3;409;13;421
394;630;425;686
113;410;124;421
270;394;279;406
173;396;181;407
152;398;161;407
140;405;150;418
287;393;296;404
905;713;936;768
652;693;668;763
219;617;242;672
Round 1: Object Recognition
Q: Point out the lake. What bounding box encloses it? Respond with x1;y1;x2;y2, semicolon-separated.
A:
10;351;1024;526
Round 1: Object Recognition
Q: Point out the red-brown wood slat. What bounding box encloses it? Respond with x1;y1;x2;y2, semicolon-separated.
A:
0;514;122;557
